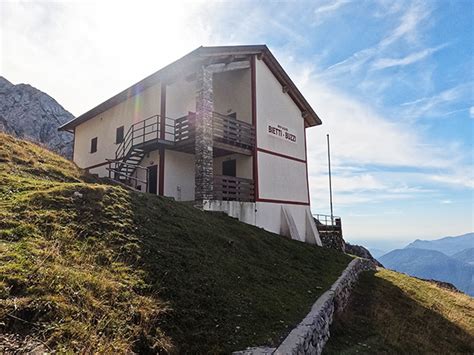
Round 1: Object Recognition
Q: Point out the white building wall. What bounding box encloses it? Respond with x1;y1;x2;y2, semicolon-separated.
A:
255;57;309;204
136;150;161;192
166;77;196;119
213;154;253;179
164;149;195;201
213;69;252;124
255;59;306;160
258;152;308;203
74;84;162;171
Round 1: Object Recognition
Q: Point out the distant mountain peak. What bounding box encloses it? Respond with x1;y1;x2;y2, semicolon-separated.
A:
0;76;73;158
405;232;474;256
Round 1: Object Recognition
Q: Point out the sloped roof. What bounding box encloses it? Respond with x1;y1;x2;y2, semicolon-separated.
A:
59;45;321;131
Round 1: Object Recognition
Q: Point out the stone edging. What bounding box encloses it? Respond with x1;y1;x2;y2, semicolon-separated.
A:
234;258;376;355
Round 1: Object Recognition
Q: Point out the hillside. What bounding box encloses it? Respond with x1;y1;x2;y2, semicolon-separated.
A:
0;133;352;353
324;269;474;354
0;76;73;158
452;248;474;265
406;233;474;256
380;248;474;296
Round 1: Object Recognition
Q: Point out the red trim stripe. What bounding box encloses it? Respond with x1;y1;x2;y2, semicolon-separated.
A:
71;127;76;162
304;128;311;205
257;147;306;164
251;55;259;200
158;83;166;196
256;198;310;206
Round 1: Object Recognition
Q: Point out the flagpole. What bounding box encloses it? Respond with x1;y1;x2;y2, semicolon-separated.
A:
327;134;334;224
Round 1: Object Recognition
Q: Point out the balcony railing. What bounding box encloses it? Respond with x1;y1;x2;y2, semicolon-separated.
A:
212;112;254;149
213;175;255;202
116;112;255;159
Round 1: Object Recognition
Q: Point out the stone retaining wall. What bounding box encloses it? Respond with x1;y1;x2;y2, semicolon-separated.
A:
234;258;376;355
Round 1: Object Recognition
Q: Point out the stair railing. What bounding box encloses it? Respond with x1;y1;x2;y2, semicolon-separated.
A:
115;114;177;161
106;159;149;191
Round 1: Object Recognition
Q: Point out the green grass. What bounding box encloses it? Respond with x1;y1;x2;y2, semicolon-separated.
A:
0;133;353;353
324;268;474;354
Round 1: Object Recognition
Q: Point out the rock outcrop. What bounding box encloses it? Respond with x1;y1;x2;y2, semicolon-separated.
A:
0;76;73;158
345;243;383;267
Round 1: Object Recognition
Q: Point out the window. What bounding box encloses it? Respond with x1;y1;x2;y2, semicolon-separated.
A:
116;126;124;144
222;159;236;177
90;137;98;153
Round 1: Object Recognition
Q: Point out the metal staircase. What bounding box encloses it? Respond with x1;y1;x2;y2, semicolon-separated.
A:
107;114;168;191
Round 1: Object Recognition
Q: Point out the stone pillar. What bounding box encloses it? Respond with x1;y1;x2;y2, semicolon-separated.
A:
194;65;214;207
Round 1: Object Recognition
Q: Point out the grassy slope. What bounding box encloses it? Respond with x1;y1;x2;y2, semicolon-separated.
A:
0;133;352;353
324;268;474;354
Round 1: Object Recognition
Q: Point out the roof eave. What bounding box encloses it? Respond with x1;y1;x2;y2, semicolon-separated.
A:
58;44;323;131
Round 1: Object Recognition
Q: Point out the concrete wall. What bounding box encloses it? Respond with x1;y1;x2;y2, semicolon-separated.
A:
273;258;376;355
233;258;377;355
74;83;161;170
214;69;252;124
204;199;314;243
255;202;309;240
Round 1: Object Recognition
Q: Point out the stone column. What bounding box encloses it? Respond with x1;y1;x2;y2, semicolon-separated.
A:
194;65;214;207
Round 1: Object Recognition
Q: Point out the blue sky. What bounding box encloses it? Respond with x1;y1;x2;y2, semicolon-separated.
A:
1;0;473;249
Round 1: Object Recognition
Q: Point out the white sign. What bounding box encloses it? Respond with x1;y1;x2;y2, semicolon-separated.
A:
267;122;297;144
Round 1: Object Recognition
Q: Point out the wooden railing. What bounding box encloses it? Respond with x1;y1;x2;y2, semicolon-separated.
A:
174;112;254;149
213;175;255;202
212;112;254;149
115;112;255;160
174;113;196;143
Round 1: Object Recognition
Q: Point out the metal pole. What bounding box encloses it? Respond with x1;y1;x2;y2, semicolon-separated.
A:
327;134;334;225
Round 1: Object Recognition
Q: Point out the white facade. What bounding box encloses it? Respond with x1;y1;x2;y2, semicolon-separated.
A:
62;46;322;245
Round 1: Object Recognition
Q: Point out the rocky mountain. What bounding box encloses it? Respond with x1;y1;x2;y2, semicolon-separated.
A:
380;247;474;296
0;76;73;158
405;232;474;256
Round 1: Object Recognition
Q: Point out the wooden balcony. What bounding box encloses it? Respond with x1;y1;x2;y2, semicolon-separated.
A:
174;112;255;156
213;175;254;202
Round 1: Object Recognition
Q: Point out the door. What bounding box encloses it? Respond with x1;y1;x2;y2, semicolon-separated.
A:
222;159;236;177
147;165;158;194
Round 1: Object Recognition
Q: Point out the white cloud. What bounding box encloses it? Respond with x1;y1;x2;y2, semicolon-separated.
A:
1;1;214;116
319;1;433;80
379;1;432;47
372;45;446;70
470;106;474;118
314;0;350;15
400;84;472;119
